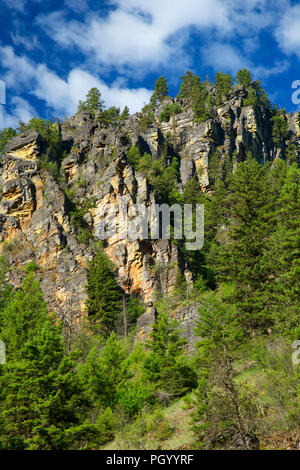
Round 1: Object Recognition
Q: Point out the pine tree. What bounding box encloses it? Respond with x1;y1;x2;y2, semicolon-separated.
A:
0;321;96;449
120;105;130;120
0;127;17;156
215;72;233;104
0;273;48;360
221;158;273;332
150;76;168;107
0;274;96;449
179;71;213;121
86;249;122;336
262;164;300;335
236;69;252;86
143;312;197;397
77;87;105;116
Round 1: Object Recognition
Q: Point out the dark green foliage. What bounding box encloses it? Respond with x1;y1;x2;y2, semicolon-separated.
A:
0;274;96;450
236;69;252;86
261;165;300;336
150;76;168;106
215;72;233;104
138;104;155;130
208;150;223;186
0;257;12;320
285;144;298;166
77;87;105;116
243;81;271;108
219;157;273;332
0;127;17;156
126;145;141;167
143;313;197;398
159;102;182;122
19;117;64;173
271;109;289;147
126;297;145;325
243;85;257;106
86;249;122;335
97;106;120;125
179;71;214;121
120;105;130;120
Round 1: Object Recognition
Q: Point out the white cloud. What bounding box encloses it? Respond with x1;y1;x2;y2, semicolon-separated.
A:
0;46;152;120
201;42;289;79
0;96;36;128
275;4;300;59
37;0;280;70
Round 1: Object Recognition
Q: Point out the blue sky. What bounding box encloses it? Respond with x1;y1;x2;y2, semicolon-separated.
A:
1;0;300;128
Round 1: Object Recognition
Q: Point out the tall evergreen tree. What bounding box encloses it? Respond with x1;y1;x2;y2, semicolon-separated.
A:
77;87;105;116
86;249;122;336
150;76;168;106
262;164;300;335
236;69;252;86
143;312;197;397
221;158;273;332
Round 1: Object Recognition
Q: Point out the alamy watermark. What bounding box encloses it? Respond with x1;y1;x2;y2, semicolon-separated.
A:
0;80;6;105
95;196;204;250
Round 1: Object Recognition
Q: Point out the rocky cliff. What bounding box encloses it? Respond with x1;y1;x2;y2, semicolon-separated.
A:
1;84;299;343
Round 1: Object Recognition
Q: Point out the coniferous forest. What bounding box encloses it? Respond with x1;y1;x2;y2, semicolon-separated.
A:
0;70;299;451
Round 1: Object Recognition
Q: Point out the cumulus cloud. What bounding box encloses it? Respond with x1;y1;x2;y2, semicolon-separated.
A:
0;46;152;120
36;0;282;71
275;4;300;59
0;96;36;128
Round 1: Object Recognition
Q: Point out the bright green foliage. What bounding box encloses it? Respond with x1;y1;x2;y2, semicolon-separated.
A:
261;165;300;335
18;117;63;169
126;297;145;326
0;274;96;450
243;86;257;106
120;105;130;120
126;145;141;167
221;158;273;332
215;72;233;103
179;71;200;102
86;250;122;336
98;106;120;125
271;109;289;147
0;127;17;156
159;103;182;122
0;322;96;450
174;269;187;298
285;144;298;166
208;150;223;186
78;334;153;419
77;87;105;116
192;295;258;450
243;81;271;108
78;332;128;409
143;312;197;397
150;76;168;106
0;257;12;319
0;273;48;361
179;71;214;121
236;69;252;86
136;152;152;174
148;157;179;203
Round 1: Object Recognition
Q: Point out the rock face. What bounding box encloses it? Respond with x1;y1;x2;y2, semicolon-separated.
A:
0;90;299;344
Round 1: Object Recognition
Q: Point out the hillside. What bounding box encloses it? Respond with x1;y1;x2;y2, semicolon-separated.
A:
0;72;299;450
